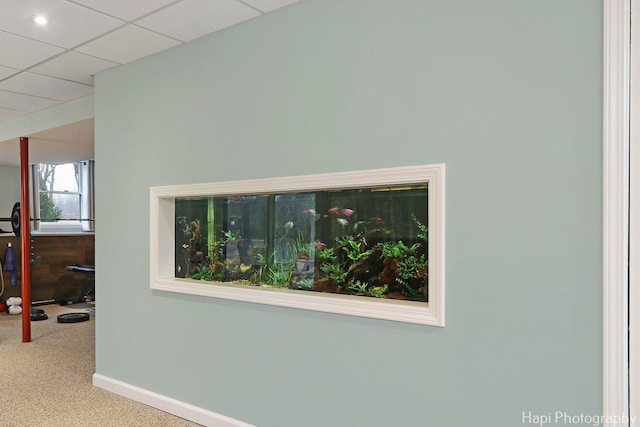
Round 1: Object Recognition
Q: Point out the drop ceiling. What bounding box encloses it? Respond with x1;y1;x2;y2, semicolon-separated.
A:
0;0;300;166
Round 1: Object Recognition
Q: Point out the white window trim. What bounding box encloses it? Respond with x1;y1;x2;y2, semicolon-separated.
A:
603;0;630;425
31;160;95;233
150;164;445;326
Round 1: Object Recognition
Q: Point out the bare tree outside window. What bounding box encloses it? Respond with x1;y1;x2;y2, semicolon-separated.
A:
38;163;81;221
38;164;62;221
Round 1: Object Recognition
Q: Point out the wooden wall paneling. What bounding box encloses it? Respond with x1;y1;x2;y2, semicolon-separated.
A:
0;235;95;303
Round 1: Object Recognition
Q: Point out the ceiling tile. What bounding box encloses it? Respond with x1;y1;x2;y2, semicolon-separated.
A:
0;0;124;49
0;90;59;112
136;0;260;42
241;0;300;13
0;73;93;101
0;31;64;69
30;51;119;85
70;0;179;21
0;65;19;80
0;0;295;128
75;25;181;64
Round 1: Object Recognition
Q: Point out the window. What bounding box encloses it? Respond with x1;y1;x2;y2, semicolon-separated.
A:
31;160;94;233
151;164;445;326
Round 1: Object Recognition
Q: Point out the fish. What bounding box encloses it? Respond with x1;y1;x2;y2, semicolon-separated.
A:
302;209;316;214
341;208;354;216
327;207;341;213
336;218;349;227
284;221;294;229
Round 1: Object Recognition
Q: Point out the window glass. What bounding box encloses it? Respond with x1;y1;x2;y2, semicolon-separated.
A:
175;185;428;303
32;161;94;232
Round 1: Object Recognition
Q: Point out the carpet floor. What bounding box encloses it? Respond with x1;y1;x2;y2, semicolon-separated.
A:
0;302;202;427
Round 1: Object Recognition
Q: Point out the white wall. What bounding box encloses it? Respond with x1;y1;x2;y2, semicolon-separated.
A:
0;165;19;231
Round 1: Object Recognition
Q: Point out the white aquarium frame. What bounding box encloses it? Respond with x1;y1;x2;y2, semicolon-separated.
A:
150;164;445;326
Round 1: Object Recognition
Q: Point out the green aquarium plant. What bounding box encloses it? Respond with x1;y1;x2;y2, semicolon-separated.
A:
368;285;388;298
376;216;428;301
347;281;369;295
319;262;347;284
339;235;372;263
411;212;428;242
396;254;427;300
191;264;214;281
264;265;293;288
381;240;420;259
213;230;237;261
315;244;336;262
185;204;428;302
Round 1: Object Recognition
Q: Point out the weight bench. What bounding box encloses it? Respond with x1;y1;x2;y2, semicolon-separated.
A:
65;264;95;304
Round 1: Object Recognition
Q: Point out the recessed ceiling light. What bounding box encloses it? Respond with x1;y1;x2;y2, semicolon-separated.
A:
31;15;48;25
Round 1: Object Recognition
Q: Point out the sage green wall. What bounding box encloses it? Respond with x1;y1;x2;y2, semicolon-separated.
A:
94;0;602;426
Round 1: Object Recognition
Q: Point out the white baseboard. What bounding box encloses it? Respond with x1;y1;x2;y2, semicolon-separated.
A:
93;373;255;427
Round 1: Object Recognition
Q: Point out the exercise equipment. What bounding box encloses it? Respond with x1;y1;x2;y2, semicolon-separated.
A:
0;202;95;236
7;296;22;314
30;307;47;321
57;312;89;323
65;264;95;304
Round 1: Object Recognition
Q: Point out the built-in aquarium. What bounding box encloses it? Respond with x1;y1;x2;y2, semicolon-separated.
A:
150;164;445;326
175;186;428;302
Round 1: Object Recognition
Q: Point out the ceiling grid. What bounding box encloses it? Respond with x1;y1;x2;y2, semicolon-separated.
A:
0;0;300;124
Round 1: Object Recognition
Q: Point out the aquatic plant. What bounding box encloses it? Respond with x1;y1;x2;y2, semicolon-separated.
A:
210;230;237;263
297;277;314;290
339;235;372;263
411;213;428;241
265;265;293;288
381;240;420;259
319;263;347;284
397;255;421;279
251;233;306;288
295;234;314;261
316;244;336;262
192;264;214;281
347;281;389;299
347;281;368;295
253;250;292;288
368;285;388;298
182;197;428;302
396;254;427;300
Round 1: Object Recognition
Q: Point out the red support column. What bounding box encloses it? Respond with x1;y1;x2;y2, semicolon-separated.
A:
20;137;30;343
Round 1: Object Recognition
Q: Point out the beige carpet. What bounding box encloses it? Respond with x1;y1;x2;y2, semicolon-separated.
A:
0;303;202;427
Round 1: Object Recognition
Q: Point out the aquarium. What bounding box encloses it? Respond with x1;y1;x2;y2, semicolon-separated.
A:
151;164;445;326
175;185;428;302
